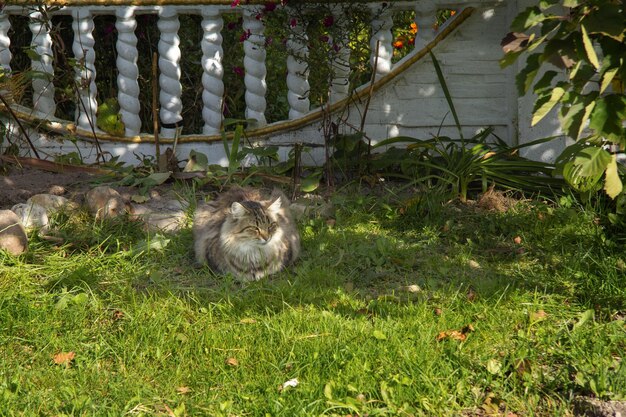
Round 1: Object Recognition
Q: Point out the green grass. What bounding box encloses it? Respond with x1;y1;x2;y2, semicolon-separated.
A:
1;186;625;416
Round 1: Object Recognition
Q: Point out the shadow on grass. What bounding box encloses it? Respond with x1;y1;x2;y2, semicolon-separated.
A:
23;193;626;319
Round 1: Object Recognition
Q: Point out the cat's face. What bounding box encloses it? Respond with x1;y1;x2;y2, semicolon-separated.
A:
227;198;282;244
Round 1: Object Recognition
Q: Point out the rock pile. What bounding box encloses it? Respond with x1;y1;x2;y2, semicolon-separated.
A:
0;186;189;255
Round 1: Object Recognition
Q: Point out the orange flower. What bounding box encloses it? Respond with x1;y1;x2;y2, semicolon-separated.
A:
410;22;418;34
393;40;404;49
450;10;457;16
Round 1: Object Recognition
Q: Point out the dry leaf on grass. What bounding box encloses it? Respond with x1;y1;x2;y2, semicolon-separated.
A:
225;357;239;367
436;324;475;342
52;351;75;366
176;386;191;395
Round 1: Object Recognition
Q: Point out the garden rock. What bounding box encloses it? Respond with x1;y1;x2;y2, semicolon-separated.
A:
573;396;626;417
85;186;127;220
129;198;188;233
27;193;76;212
0;209;28;255
290;195;334;220
11;202;49;230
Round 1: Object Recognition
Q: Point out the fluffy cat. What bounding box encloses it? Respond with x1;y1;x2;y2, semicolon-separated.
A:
192;187;300;281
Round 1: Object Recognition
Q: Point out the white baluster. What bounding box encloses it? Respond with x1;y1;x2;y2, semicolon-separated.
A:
242;8;267;126
414;0;437;50
158;6;182;138
286;19;310;119
329;39;350;103
72;9;97;131
29;10;56;116
201;8;224;135
370;7;393;77
0;12;12;73
115;7;141;136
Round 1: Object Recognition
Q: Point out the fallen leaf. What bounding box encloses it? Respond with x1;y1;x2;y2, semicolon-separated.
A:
176;386;191;395
515;358;532;376
434;307;443;316
530;310;548;322
112;310;124;320
225;357;239;367
52;351;75;366
467;287;478;302
436;324;475;342
468;260;481;269
404;284;421;293
513;236;522;244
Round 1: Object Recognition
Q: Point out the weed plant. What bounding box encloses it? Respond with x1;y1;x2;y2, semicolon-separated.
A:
1;184;625;416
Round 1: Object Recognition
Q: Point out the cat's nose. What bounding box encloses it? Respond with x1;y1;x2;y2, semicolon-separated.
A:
258;231;270;242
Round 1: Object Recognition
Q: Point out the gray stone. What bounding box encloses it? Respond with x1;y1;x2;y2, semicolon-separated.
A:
129;198;188;233
27;194;74;212
11;202;49;230
0;209;28;255
85;186;127;220
573;396;626;417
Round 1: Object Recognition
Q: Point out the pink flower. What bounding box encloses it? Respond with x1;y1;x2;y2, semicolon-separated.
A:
239;29;251;42
290;18;297;28
233;66;244;77
231;0;240;7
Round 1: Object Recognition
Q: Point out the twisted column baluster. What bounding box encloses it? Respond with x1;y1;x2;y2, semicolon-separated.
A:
158;6;182;138
115;7;141;136
413;0;437;50
29;10;55;116
0;12;12;73
370;7;393;77
286;19;310;119
242;9;267;126
329;40;350;103
201;9;224;135
72;9;98;131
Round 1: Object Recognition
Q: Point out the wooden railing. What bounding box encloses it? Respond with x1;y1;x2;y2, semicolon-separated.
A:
0;0;498;157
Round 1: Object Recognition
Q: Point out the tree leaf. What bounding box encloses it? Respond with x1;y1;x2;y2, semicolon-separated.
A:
583;3;625;41
589;95;626;142
600;67;619;94
300;175;320;193
532;86;566;126
516;53;542;95
511;7;545;32
574;146;612;177
604;154;623;199
581;24;600;69
53;351;75;366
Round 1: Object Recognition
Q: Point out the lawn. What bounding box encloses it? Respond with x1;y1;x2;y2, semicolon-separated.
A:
1;184;625;416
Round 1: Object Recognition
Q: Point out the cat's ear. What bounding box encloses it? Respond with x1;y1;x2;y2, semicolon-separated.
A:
230;202;247;218
267;197;282;214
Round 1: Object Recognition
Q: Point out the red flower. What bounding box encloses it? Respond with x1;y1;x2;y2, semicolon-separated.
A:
231;0;240;7
233;66;244;77
240;29;251;42
393;40;404;49
323;15;334;27
289;18;297;28
264;2;276;12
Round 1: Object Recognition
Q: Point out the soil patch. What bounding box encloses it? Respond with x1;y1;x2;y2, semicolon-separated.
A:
0;165;97;209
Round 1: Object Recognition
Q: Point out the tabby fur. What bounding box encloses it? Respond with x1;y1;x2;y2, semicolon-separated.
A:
192;187;300;281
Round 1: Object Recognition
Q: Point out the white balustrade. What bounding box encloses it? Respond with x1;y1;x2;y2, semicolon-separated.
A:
0;12;12;73
158;6;183;138
201;9;224;135
242;8;267;126
413;0;438;49
72;9;98;130
370;7;393;77
115;7;141;135
29;10;56;116
0;1;459;139
286;19;310;119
